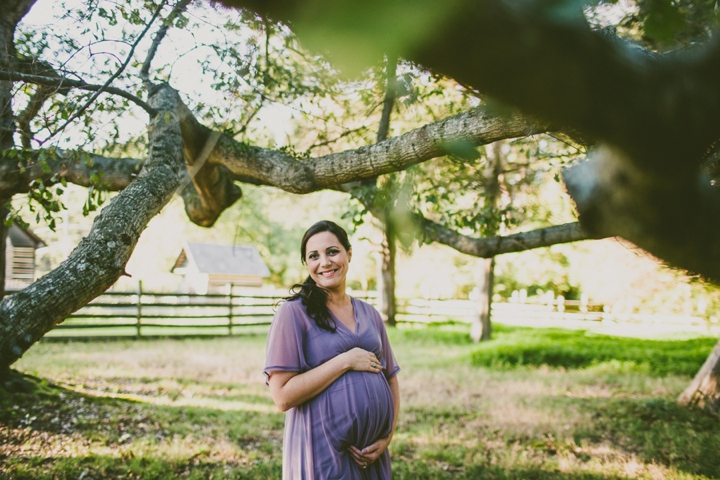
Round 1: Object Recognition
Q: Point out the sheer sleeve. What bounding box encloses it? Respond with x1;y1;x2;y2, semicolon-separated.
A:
263;301;308;385
375;311;400;380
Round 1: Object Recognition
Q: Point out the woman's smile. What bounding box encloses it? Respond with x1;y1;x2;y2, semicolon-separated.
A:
305;231;352;292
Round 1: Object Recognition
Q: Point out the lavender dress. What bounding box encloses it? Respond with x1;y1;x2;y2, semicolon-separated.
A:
264;297;400;480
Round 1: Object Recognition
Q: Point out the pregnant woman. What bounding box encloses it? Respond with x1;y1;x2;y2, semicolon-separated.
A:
264;220;401;479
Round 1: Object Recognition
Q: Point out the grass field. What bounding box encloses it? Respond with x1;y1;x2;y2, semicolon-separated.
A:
1;324;719;479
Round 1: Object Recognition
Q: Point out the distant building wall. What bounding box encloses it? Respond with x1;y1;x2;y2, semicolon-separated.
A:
5;241;35;289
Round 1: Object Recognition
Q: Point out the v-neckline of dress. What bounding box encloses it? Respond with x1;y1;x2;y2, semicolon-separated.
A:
329;296;358;335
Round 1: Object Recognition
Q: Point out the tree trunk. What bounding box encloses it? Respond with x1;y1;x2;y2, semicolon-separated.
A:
471;257;494;342
0;205;6;300
381;219;397;326
0;83;184;372
377;57;397;326
471;141;503;342
678;337;720;416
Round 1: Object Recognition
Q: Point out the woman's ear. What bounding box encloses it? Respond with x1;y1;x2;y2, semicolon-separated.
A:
348;247;352;263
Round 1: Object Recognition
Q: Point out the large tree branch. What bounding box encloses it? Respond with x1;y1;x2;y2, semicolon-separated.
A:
0;70;157;115
563;145;720;280
0;83;184;371
0;149;142;200
2;103;547;229
212;105;549;193
420;219;599;258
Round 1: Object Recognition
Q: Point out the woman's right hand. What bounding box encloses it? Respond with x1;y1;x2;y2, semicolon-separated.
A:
342;347;382;373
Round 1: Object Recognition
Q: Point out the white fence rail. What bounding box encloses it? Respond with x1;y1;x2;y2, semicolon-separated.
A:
8;283;713;339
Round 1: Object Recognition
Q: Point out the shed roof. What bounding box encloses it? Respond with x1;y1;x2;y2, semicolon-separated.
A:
8;224;46;248
173;243;270;277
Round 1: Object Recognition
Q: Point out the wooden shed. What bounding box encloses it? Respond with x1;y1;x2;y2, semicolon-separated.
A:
5;224;46;290
172;242;271;294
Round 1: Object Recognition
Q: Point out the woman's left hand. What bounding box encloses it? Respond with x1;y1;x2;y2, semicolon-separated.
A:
349;435;392;469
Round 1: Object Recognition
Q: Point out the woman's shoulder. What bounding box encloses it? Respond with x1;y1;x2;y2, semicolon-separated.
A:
352;296;382;320
275;297;306;316
270;298;314;334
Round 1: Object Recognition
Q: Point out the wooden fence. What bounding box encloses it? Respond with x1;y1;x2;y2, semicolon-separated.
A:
43;284;377;339
32;284;717;339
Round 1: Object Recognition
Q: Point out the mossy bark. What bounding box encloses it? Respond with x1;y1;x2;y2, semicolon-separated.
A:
0;84;184;371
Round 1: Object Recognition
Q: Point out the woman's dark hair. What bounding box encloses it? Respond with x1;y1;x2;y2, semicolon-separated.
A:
285;220;352;331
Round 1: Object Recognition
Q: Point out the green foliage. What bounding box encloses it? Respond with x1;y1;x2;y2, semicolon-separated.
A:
589;0;720;48
642;0;687;44
470;326;716;376
494;249;581;300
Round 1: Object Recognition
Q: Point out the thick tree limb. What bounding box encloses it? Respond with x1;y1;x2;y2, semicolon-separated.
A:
177;101;243;226
0;70;157;115
0;149;142;201
212;105;549;193
420;219;599;258
563;145;720;280
3;103;549;228
0;83;184;371
338;181;600;256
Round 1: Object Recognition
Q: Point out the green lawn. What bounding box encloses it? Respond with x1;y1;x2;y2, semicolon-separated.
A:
1;324;719;479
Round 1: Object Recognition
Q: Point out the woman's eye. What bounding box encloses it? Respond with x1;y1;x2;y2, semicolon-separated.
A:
328;249;339;255
308;253;318;260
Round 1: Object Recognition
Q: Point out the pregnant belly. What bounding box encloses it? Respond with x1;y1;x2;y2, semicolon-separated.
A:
314;370;394;449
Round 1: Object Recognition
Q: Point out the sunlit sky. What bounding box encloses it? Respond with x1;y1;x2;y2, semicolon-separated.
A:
22;0;295;148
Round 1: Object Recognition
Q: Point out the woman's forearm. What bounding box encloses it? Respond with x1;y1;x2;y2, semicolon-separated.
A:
269;354;351;411
388;375;400;439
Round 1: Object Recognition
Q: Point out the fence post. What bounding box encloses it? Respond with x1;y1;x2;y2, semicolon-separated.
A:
136;280;143;339
228;283;234;336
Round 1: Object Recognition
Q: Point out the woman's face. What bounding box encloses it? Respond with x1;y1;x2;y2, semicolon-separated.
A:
305;231;352;293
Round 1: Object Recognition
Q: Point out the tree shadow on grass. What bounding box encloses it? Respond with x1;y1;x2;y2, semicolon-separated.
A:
573;396;720;479
0;370;284;479
397;399;720;480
